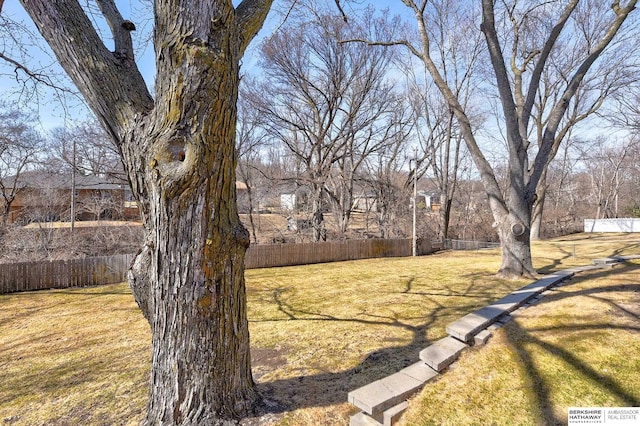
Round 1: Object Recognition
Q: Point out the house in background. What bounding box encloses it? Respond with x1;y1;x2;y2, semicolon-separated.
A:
2;171;131;224
418;191;441;212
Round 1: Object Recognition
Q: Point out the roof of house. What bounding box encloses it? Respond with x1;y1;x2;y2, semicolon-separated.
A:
3;171;126;191
5;172;251;192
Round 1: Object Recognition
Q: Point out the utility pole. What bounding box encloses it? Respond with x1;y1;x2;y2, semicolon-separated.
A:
70;138;76;234
412;147;418;257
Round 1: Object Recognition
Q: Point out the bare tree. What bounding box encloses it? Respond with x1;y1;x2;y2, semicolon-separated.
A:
236;78;269;243
0;3;76;109
254;6;402;240
0;108;43;228
524;2;639;239
538;137;585;236
582;136;640;219
47;119;126;183
423;1;482;242
351;0;638;277
18;0;272;423
361;120;413;239
401;0;483;241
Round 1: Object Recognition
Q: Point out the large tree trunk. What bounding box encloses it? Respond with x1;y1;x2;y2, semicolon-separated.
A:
123;7;257;422
124;60;256;422
496;214;535;278
128;141;255;423
19;0;272;423
489;188;537;279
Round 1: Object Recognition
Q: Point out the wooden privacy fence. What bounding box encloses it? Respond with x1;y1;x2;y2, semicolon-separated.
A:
444;239;500;250
0;239;441;294
0;254;134;294
245;238;436;269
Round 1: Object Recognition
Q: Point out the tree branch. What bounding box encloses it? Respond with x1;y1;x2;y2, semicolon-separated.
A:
0;52;74;94
95;0;135;61
333;0;348;22
528;0;638;196
481;0;520;149
18;0;153;143
341;38;423;61
236;0;274;55
521;0;579;131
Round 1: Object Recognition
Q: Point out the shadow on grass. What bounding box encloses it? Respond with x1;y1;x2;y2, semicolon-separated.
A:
538;240;640;275
252;296;439;412
502;265;640;425
251;262;640;422
0;285;138;331
249;280;499;416
537;245;574;274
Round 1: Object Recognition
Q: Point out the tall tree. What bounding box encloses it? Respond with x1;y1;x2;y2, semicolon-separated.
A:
236;78;269;243
48;119;126;182
18;0;272;423
519;2;639;239
353;0;638;277
0;108;43;228
479;0;636;272
581;136;639;219
361;118;413;238
253;7;401;240
401;0;483;241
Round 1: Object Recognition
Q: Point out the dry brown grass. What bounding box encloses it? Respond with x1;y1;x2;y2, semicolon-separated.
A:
0;233;638;425
399;260;640;425
0;284;149;425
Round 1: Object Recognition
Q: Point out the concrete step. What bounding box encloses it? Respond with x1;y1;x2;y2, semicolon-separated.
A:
445;306;504;343
474;329;492;345
348;362;437;417
446;272;573;342
592;255;640;267
384;401;409;426
350;401;411;426
593;257;622;266
419;336;468;372
350;411;382;426
565;265;603;273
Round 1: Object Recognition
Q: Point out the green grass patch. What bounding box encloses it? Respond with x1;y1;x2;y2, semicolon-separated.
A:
0;233;638;425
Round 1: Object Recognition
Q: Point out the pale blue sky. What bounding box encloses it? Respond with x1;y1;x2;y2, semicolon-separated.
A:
0;0;632;153
1;0;408;129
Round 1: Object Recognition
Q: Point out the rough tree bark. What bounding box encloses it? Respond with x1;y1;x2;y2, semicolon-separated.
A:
19;0;272;423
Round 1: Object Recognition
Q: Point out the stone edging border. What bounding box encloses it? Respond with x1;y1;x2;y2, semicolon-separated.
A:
347;255;640;426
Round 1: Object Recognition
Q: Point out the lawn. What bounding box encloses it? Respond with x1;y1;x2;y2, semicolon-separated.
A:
0;233;638;425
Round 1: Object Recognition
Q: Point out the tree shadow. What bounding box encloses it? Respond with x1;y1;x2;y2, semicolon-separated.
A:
249;262;640;422
536;245;574;274
537;240;640;275
247;278;500;417
501;266;640;424
0;284;138;330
